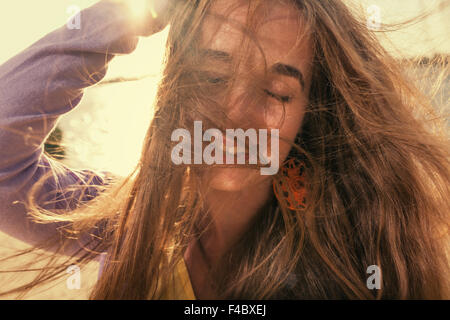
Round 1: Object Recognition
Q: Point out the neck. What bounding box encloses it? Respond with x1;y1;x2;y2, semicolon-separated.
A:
199;180;273;267
182;178;273;299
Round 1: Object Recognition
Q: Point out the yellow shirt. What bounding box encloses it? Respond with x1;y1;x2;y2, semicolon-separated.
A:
151;257;197;300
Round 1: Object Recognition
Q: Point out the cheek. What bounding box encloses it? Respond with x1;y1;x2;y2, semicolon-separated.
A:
263;104;285;128
276;103;306;159
263;97;306;128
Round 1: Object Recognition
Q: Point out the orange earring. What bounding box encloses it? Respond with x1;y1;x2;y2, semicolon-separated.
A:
273;158;307;210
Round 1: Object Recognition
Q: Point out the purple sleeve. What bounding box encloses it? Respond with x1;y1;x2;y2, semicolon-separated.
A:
0;1;141;248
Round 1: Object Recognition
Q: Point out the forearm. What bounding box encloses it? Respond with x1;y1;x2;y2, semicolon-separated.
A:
0;1;140;178
0;0;141;246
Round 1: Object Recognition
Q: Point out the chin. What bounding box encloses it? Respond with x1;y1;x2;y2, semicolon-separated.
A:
206;167;262;192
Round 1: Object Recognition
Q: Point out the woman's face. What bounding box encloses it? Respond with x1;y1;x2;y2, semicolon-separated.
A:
198;0;313;192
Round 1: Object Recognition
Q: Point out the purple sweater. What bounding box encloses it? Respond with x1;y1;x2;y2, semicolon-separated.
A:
0;1;144;256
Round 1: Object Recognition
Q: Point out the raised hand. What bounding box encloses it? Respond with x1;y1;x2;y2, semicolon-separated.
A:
112;0;181;36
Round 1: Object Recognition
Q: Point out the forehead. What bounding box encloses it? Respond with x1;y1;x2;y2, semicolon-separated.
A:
199;0;312;69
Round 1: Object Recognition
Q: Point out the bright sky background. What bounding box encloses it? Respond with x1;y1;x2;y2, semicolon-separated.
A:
0;0;448;176
0;0;448;66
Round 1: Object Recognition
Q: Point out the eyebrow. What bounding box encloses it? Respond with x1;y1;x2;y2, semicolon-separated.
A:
201;49;305;91
271;63;305;91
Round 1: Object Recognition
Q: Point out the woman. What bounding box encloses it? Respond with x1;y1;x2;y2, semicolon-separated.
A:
0;0;448;299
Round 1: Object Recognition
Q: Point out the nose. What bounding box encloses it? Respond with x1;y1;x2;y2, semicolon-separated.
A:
224;80;265;129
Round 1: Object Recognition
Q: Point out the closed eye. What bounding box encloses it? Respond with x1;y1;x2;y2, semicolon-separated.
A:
263;89;292;103
207;77;227;84
205;76;292;103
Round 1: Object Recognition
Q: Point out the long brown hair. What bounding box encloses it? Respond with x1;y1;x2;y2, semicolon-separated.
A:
1;0;449;299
